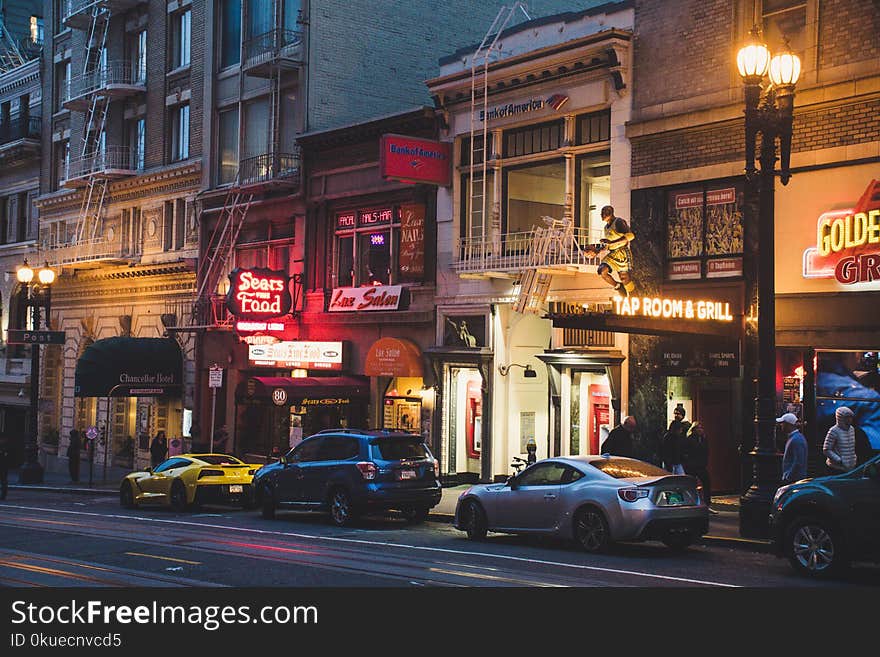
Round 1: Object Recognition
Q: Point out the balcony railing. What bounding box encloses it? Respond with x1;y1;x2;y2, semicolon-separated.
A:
0;114;40;145
63;0;147;29
64;146;140;185
243;29;304;75
64;61;146;109
454;226;601;275
238;149;302;188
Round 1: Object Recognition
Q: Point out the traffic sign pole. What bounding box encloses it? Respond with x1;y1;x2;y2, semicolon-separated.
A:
208;366;223;454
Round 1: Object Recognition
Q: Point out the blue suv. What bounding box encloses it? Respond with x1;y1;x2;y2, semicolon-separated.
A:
253;429;442;527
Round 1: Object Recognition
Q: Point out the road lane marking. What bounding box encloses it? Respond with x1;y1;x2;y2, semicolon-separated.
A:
0;504;740;587
429;567;564;587
124;552;202;565
0;559;122;586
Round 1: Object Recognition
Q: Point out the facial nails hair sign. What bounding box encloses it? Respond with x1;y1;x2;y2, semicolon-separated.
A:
226;267;292;320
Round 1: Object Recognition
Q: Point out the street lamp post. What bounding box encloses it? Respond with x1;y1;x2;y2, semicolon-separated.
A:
736;30;801;538
16;260;56;485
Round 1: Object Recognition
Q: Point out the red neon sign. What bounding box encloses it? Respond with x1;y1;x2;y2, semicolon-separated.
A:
226;268;292;320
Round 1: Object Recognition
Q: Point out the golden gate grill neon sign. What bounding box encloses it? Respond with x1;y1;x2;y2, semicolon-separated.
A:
804;179;880;285
226;267;292;320
613;296;734;321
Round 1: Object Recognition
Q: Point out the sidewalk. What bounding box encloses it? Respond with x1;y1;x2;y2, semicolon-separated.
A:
8;470;771;552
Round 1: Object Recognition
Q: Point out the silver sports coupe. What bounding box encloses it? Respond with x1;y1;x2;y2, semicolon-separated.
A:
454;455;709;551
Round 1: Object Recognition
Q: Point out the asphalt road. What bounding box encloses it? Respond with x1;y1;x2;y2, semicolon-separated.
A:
0;490;877;588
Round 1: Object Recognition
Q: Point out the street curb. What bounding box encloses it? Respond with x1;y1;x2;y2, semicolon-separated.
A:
8;485;118;496
428;511;773;553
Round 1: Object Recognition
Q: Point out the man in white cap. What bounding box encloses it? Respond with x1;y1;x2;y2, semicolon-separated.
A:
823;406;857;475
777;413;807;485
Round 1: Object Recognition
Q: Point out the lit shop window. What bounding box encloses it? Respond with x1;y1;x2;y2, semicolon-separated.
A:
334;205;426;287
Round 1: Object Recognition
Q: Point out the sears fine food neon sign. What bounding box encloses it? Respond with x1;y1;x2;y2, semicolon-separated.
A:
226;267;292;319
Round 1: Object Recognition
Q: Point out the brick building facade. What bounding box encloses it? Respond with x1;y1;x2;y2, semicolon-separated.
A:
626;0;880;492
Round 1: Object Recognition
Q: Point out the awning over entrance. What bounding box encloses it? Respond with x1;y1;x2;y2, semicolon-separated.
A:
74;337;183;397
239;376;370;405
364;337;424;377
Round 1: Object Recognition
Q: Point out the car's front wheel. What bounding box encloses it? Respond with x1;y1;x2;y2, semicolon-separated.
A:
328;488;358;527
261;484;276;520
120;482;136;509
170;480;189;512
786;516;847;577
575;507;611;553
461;500;487;540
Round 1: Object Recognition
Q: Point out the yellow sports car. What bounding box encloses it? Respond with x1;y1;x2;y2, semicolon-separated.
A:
120;454;262;511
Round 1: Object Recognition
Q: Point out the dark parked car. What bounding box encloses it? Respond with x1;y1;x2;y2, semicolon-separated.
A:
253;429;441;527
770;453;880;577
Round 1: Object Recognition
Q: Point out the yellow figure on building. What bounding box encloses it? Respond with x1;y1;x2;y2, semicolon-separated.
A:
589;205;636;297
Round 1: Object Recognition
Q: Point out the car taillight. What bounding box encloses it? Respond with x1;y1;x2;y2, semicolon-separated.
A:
433;459;439;478
618;487;649;502
198;469;224;479
356;462;378;480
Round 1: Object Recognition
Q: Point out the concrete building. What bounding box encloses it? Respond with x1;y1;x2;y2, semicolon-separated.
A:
427;2;635;483
0;1;42;466
35;0;203;475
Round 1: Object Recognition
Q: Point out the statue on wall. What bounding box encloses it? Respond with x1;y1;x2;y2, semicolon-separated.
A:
586;205;638;297
446;318;477;348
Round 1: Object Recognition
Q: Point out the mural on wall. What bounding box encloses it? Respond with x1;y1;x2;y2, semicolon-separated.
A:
816;351;880;451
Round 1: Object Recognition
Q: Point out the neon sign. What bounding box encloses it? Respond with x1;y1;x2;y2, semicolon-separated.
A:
804;180;880;285
613;296;734;322
226;267;292;319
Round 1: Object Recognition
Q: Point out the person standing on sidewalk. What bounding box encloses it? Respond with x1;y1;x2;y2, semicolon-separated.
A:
67;429;81;483
149;431;168;469
601;416;638;458
683;421;715;513
0;436;9;500
778;413;807;485
661;419;686;474
823;406;857;475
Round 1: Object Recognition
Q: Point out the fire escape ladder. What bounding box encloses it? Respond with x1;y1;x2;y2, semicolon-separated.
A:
467;3;530;263
193;187;255;325
513;217;574;315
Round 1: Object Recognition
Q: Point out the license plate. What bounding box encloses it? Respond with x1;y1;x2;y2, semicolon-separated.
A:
397;469;416;480
229;484;243;494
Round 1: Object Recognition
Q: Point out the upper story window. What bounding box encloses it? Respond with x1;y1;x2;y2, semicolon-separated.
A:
129;29;147;83
334;204;427;288
172;9;192;69
170;102;190;162
220;0;242;69
29;16;44;44
503;120;564;158
576;110;611;145
217;107;239;184
762;0;806;58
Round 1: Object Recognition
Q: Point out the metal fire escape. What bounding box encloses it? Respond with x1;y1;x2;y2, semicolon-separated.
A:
192;0;304;328
49;0;147;266
0;19;28;73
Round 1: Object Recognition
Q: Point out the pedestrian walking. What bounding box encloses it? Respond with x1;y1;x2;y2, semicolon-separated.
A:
683;421;714;511
67;429;81;483
823;406;857;475
662;419;686;475
854;421;874;465
777;412;807;485
601;416;637;458
0;436;9;501
149;430;168;469
213;425;230;454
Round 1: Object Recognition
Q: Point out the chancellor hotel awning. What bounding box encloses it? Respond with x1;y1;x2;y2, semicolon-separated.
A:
74;337;184;397
238;376;370;406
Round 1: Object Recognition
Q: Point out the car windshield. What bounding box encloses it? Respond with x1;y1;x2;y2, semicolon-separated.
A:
589;458;669;479
197;455;243;465
372;437;430;461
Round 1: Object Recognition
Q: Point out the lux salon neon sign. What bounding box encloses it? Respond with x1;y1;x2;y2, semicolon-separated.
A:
226;267;292;319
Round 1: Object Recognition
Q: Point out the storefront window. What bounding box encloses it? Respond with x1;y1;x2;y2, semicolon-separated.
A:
816;351;880;452
504;159;565;235
576;153;611;241
568;370;611;456
334;205;425;287
383;377;424;432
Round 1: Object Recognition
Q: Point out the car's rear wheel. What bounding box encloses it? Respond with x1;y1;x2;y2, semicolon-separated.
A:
261;485;276;520
119;482;136;509
170;480;189;512
786;516;847;577
461;500;487;540
575;507;611;553
329;488;358;527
